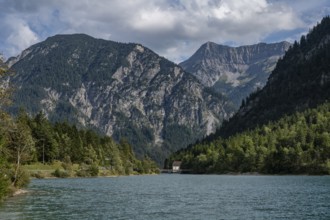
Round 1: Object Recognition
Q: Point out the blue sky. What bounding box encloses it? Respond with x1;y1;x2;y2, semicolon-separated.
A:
0;0;329;63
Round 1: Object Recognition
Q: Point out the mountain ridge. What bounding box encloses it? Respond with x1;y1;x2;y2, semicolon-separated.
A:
218;16;330;138
168;17;330;174
180;41;291;107
6;33;233;164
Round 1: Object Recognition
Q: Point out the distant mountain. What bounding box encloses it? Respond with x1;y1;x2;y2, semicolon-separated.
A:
218;16;330;137
168;17;330;174
6;34;234;163
180;41;290;107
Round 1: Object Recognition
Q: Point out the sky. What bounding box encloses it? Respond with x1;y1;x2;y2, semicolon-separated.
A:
0;0;329;63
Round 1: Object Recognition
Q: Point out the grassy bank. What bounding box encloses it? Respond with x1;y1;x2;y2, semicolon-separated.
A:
23;161;159;179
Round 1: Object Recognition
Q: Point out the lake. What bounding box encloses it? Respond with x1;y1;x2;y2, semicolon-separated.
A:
0;175;329;219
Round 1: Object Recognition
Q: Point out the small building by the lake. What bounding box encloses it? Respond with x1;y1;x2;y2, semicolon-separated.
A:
172;161;182;173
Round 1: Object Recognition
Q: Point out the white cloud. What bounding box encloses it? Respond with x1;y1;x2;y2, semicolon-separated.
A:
2;16;39;57
0;0;328;62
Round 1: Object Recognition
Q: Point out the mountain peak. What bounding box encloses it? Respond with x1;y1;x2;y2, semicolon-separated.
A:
48;33;92;39
218;16;330;137
199;41;228;56
46;33;108;42
7;33;232;164
180;41;290;107
203;41;224;49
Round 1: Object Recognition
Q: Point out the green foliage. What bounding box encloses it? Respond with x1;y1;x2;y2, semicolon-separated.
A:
218;16;330;138
52;168;70;178
8;34;136;120
88;164;99;177
134;157;160;174
0;84;157;198
0;156;10;200
0;174;10;200
0;129;9;200
4;111;158;177
62;155;73;172
0;116;33;190
10;167;30;188
163;125;195;152
113;119;154;158
169;102;330;174
1;110;159;180
0;62;13;199
30;171;46;179
76;163;99;177
7;33;229;167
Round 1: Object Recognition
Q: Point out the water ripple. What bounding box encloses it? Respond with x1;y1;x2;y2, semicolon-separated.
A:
0;175;329;220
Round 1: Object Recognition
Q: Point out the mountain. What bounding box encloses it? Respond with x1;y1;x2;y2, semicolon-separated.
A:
168;17;330;174
6;34;233;164
180;41;290;107
218;16;330;138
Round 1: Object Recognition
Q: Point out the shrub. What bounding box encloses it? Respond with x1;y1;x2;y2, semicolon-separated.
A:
88;164;99;177
52;168;70;178
76;163;99;177
62;156;73;171
13;168;30;188
75;170;85;177
31;171;46;179
0;173;10;200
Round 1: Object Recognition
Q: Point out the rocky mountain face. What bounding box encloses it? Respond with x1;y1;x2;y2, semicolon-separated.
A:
180;41;291;107
7;34;233;163
218;16;330;138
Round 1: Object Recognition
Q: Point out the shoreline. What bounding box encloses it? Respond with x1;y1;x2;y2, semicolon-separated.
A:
12;189;29;197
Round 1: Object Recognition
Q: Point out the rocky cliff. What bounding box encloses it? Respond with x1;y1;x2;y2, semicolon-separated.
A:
180;41;291;107
218;16;330;137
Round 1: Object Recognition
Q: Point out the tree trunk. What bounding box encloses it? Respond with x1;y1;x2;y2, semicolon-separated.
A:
12;150;21;186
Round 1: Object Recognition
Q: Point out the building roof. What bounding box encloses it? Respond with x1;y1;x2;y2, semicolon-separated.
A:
172;161;182;167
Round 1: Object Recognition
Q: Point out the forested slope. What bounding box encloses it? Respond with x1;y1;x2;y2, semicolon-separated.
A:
218;17;330;138
169;102;330;174
168;17;330;175
0;58;158;200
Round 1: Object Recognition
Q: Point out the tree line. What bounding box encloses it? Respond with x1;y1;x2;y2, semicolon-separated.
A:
0;110;159;199
0;59;159;200
217;16;330;139
168;102;330;175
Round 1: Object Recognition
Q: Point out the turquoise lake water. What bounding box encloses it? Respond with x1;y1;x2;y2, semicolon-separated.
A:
0;175;329;219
